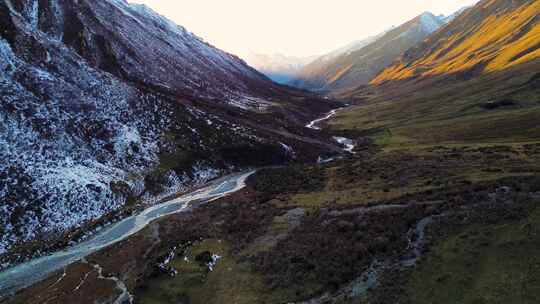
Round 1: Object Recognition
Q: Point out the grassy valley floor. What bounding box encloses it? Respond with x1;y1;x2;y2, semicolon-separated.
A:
5;137;540;304
406;206;540;304
5;65;540;302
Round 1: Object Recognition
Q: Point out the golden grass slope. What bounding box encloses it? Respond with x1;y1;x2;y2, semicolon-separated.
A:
372;0;540;84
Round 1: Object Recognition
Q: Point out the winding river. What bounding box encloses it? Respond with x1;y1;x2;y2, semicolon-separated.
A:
1;108;353;298
0;171;255;298
305;109;338;130
306;108;357;155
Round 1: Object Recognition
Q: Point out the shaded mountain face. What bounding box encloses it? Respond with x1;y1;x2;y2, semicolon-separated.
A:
0;0;337;258
290;12;446;93
244;53;318;84
372;0;539;84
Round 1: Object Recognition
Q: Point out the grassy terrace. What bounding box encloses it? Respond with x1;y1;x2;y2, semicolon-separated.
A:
330;60;540;150
314;60;540;303
130;139;540;303
406;206;540;304
138;239;274;304
282;144;540;209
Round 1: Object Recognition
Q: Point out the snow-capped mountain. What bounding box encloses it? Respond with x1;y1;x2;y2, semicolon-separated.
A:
244;53;318;84
418;11;444;32
289;12;447;92
0;0;336;262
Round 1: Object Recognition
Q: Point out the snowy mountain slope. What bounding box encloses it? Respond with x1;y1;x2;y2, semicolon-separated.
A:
418;12;444;32
35;0;277;106
0;0;337;263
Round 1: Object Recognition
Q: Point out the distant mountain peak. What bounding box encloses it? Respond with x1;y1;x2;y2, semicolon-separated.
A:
416;11;445;33
289;11;446;92
244;53;318;84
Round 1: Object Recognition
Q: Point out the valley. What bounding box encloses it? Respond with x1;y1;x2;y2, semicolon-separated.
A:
4;137;540;304
0;0;540;303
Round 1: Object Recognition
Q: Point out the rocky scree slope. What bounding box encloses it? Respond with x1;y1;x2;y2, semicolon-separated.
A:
0;0;336;261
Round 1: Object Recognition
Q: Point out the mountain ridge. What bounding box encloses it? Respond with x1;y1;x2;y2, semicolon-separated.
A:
334;0;540;149
0;0;338;260
372;0;539;84
289;11;447;93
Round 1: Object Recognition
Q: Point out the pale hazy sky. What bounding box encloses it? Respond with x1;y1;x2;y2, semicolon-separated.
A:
129;0;480;58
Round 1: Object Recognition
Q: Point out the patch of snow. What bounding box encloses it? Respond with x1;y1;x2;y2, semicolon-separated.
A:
192;163;221;184
442;6;471;24
419;12;443;33
207;254;221;272
30;0;39;28
33;160;127;233
0;39;18;75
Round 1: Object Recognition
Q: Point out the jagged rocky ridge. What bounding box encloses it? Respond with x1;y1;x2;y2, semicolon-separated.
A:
0;0;336;259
